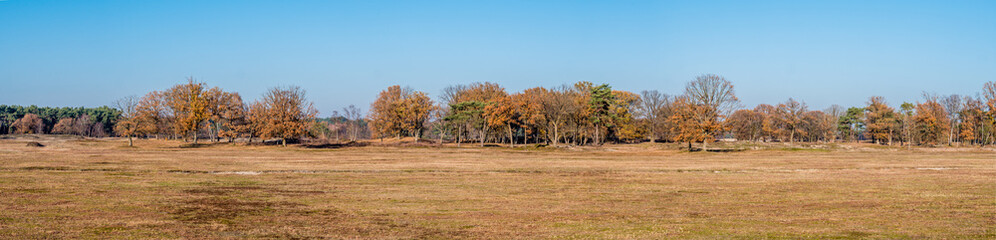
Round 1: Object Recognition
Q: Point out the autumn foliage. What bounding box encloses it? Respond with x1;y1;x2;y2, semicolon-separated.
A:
6;77;994;149
105;79;319;147
368;86;434;140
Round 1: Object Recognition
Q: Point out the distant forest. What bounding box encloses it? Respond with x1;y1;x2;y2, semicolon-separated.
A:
0;105;120;137
2;76;994;149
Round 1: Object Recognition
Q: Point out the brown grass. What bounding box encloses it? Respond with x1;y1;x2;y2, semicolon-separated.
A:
0;135;994;239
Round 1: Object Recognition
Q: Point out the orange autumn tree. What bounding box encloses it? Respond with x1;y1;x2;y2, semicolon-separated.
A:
800;110;834;142
12;113;44;134
774;98;808;143
447;82;507;146
398;91;434;139
215;92;249;142
369;85;406;140
514;88;548;144
570;82;594;145
484;95;518;146
669;96;721;150
864;96;898;145
368;85;434;140
958;97;982;145
754;104;779;141
256;86;318;146
245;101;266;143
164;78;212;143
134;90;173;139
726;109;764;142
913;100;950;145
203;90;245;142
52;118;76;134
452;82;506;103
610;90;643;142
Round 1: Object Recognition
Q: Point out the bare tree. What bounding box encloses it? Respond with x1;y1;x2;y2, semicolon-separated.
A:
440;84;467;106
824;104;845;142
824;105;844;121
429;103;449;145
940;94;962;145
329;110;342;142
343;105;363;141
74;114;94;137
542;85;579;146
684;74;740;117
113;95;141;146
683;74;739;146
638;90;669;142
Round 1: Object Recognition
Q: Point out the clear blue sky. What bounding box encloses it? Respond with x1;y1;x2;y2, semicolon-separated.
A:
1;0;994;115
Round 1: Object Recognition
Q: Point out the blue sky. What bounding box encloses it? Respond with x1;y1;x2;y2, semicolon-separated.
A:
1;0;994;115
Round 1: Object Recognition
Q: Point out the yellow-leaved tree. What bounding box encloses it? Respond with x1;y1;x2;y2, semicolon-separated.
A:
864;96;898;145
164;78;212;143
913;100;950;145
669;96;721;150
255;86;318;147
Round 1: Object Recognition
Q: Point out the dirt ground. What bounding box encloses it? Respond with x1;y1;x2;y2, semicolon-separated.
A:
1;135;993;239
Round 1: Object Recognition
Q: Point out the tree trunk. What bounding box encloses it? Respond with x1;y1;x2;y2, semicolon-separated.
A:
595;126;600;145
507;124;514;147
438;127;444;145
649;127;656;143
553;124;559;147
948;125;955;146
888;129;893;146
128;135;133;147
789;129;794;144
282;138;287;147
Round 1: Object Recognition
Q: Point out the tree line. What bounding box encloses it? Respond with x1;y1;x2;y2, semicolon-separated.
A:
110;78;317;146
1;105;120;137
3;76;994;149
368;76;996;149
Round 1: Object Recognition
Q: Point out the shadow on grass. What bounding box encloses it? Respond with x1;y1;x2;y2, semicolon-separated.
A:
178;143;216;148
687;147;748;152
303;141;370;149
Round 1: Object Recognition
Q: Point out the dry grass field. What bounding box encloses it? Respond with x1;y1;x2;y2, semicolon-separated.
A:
0;135;993;239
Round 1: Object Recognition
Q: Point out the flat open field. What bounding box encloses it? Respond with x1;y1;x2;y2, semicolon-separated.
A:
1;136;993;239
